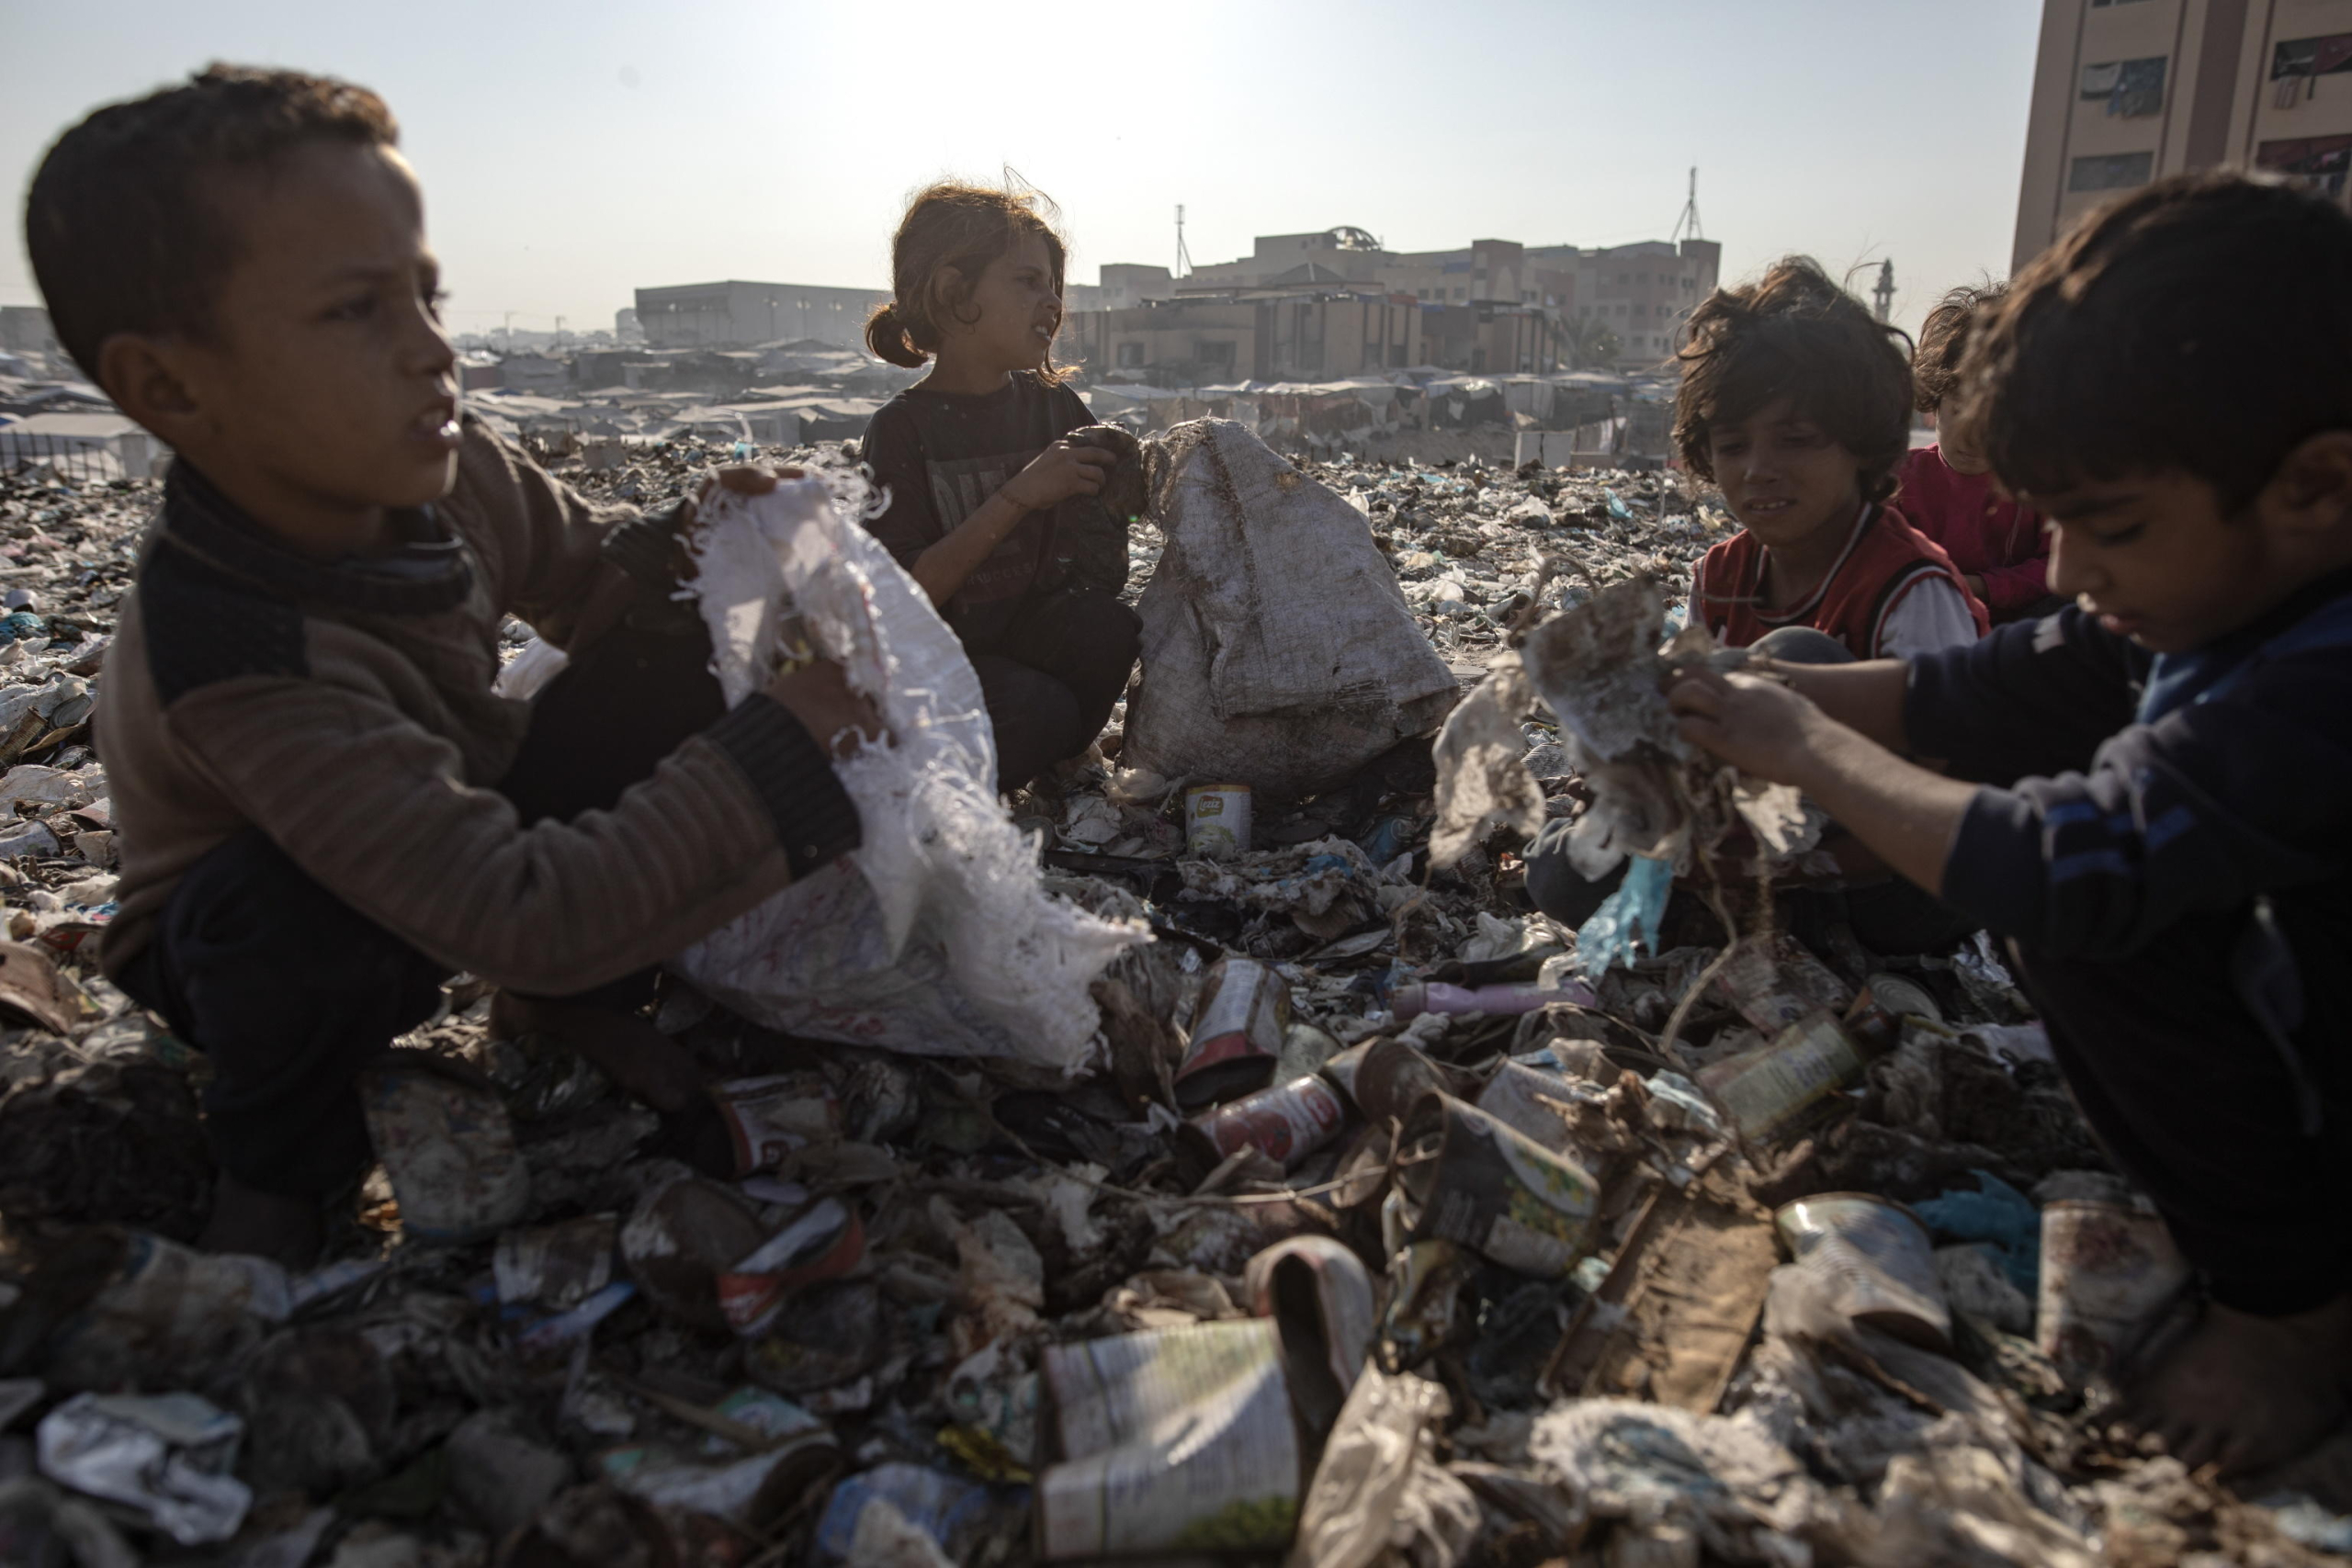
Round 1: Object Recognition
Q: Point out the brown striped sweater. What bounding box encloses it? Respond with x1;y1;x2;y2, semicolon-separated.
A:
95;418;859;995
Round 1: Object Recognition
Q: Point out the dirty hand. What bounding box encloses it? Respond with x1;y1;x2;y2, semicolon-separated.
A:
1666;668;1831;785
764;658;887;760
700;463;804;503
1000;441;1112;512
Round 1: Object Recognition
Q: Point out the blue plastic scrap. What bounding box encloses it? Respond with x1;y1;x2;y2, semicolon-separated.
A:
1573;854;1671;981
1604;489;1634;523
1911;1170;2041;1292
815;1462;1006;1562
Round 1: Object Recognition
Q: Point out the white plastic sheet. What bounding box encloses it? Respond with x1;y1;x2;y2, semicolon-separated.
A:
671;473;1146;1071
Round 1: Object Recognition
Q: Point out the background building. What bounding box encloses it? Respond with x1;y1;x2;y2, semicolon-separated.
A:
2015;0;2352;270
0;307;60;360
633;280;891;351
1061;225;1718;382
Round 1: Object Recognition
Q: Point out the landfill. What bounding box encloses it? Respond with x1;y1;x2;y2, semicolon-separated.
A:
3;426;2351;1568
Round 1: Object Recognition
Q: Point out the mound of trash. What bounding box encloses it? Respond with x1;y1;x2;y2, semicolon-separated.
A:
0;443;2346;1567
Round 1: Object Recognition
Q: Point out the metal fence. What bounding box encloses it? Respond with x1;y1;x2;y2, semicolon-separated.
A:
0;431;148;485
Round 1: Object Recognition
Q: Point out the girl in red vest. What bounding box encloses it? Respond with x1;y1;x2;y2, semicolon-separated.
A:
1683;259;1987;660
1897;283;2062;623
1526;258;1984;952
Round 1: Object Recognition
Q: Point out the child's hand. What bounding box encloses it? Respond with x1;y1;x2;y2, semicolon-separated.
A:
765;659;887;760
1667;668;1828;786
1000;441;1113;512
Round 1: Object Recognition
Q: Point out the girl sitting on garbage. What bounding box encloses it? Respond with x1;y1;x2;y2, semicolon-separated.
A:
858;182;1140;791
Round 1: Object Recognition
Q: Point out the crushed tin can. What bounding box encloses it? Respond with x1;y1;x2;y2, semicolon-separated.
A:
1328;1039;1466;1126
1183;783;1253;859
1474;1059;1595;1154
716;1197;865;1337
1378;1238;1477;1372
1843;972;1946;1054
42;1232;288;1393
1396;1093;1600;1279
493;1213;618;1311
1244;1235;1375;1400
1174;956;1289;1110
709;1073;840;1176
619;1176;771;1335
1695;1011;1869;1143
1709;933;1854;1035
1775;1192;1951;1350
2036;1200;2193;1387
359;1065;532;1242
1036;1319;1298;1560
1181;1074;1349;1174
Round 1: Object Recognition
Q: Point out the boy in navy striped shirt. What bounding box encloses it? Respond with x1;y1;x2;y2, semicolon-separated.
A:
1670;173;2352;1474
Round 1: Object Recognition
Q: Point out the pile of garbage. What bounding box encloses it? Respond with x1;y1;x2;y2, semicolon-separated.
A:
0;445;2348;1568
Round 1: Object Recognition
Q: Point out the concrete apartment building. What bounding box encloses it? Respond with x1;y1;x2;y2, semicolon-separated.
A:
2015;0;2352;269
1060;294;1425;384
1065;225;1715;381
633;280;891;352
0;307;59;358
1529;239;1724;364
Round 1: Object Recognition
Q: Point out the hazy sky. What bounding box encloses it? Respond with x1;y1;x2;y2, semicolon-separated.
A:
3;0;2041;343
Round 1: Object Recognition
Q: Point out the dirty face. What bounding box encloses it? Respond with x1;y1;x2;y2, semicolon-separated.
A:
145;141;459;545
2036;471;2272;652
942;231;1061;374
1705;397;1866;552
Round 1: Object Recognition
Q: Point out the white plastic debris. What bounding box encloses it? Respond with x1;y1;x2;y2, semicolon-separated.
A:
670;470;1146;1071
37;1392;252;1546
1429;654;1544;869
1122;421;1460;800
1287;1367;1479;1568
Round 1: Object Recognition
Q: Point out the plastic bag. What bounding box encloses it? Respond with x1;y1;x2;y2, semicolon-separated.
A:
1573;854;1671;980
1123;421;1459;800
673;472;1146;1071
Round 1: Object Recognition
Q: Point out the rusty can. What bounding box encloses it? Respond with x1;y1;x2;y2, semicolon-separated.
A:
493;1213;618;1310
710;1074;841;1176
620;1177;771;1335
360;1065;532;1242
1182;1075;1348;1172
1183;783;1253;859
1396;1093;1600;1279
1474;1060;1589;1153
716;1198;865;1338
1774;1192;1950;1349
1340;1039;1466;1125
2037;1200;2192;1386
1709;933;1853;1035
1843;973;1945;1054
1175;956;1289;1109
1695;1012;1868;1143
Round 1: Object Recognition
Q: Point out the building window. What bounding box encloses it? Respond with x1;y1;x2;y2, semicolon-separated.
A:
2258;134;2352;196
1196;340;1237;368
2272;33;2352;84
1116;342;1146;367
2068;151;2154;191
2080;56;2166;117
1417;288;1429;299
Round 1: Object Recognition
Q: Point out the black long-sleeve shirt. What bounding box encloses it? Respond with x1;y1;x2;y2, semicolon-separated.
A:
859;373;1093;647
1909;570;2352;961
